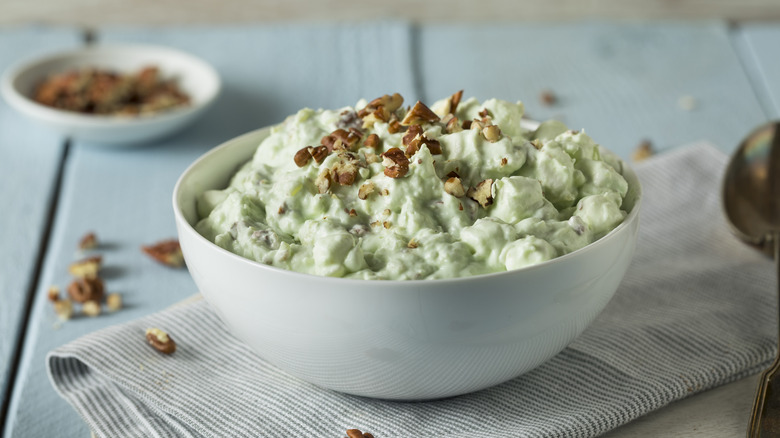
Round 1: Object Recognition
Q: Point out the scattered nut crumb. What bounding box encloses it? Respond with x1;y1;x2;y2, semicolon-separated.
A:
67;277;105;303
677;95;697;111
315;169;332;194
82;300;101;317
358;181;376;200
632;140;654;162
78;232;98;251
400;101;440;126
53;299;74;321
407;239;418;249
467;179;494;208
539;89;557;106
141;240;185;268
68;255;102;278
146;328;176;354
47;286;60;302
346;429;375;438
106;293;122;312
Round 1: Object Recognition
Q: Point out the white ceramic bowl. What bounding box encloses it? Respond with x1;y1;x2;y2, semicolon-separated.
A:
173;127;641;400
1;44;220;146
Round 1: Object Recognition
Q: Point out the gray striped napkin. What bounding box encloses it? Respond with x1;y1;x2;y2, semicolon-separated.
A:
48;142;776;438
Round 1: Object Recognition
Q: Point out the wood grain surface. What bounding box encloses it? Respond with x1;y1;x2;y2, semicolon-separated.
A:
0;27;80;427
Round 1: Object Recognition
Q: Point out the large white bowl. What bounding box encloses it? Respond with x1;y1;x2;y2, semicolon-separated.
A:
173;127;641;400
1;44;220;146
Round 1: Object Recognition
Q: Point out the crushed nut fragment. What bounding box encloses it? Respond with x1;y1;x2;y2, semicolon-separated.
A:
146;328;176;354
387;119;402;134
67;277;105;303
309;145;330;164
53;299;74;321
315;169;332;194
82;300;101;317
468;179;494;208
540;89;557;106
381;148;410;178
78;232;98;251
482;125;501;142
449;90;463;114
445;116;462;134
358;181;376;200
444;177;467;197
141;240;185;268
400;101;440;125
330;152;361;186
478;108;491;118
294;147;312;167
47;286;60;302
68;255;102;278
345;429;375;438
106;293;122;312
407;239;419;249
363;133;381;148
348;209;357;217
632;140;654;162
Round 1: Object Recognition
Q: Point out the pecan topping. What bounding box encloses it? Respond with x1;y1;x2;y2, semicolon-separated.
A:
363;133;381;148
445;116;462;134
294;147;312;167
324;128;362;151
67;277;105;303
530;139;543;150
478;108;491;118
468;179;494;208
407;239;419;249
315;169;331;194
337;109;362;130
308;145;330;164
358;181;375;200
387;119;402;134
78;232;97;251
142;240;185;268
402;125;441;156
501;157;508;166
400;101;440;125
364;151;379;164
330;152;361;186
345;429;375;438
146;328;176;354
444;177;466;197
381;148;410;178
367;93;404;112
462;119;472;130
449;90;463;114
482;125;502;142
68;255;102;278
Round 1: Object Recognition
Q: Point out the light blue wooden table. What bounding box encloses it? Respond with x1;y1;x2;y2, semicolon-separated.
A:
0;21;778;437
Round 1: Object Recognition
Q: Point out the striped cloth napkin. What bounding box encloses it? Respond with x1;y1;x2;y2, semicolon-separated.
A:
48;142;775;438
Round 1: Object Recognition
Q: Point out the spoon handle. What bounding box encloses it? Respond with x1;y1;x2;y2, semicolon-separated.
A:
748;232;780;438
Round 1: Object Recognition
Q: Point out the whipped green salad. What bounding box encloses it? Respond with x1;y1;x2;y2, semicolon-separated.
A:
195;91;630;280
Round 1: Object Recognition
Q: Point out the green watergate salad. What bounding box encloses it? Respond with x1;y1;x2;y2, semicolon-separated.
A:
195;91;629;280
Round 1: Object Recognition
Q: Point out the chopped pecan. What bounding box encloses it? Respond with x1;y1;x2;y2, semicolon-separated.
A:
407;239;419;249
478;108;491;118
387;119;402;134
366;93;404;113
461;119;472;130
294;147;312;167
82;300;101;317
53;299;74;321
330;152;360;186
530;139;543;150
106;293;122;312
482;125;501;142
325;128;362;151
78;232;97;251
444;177;466;197
381;148;410;178
348;209;357;217
47;286;60;302
364;151;379;164
142;240;185;268
146;328;176;354
445;116;462;134
358;181;375;200
467;179;494;208
337;109;362;130
470;119;485;132
67;277;105;303
400;101;440;125
363;133;381;148
501;157;508;166
345;429;374;438
449;90;463;114
68;255;102;278
308;145;330;164
315;169;331;194
402;125;423;146
632;139;654;162
402;125;441;156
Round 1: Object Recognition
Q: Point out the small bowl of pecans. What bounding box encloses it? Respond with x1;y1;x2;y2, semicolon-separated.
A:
1;44;220;145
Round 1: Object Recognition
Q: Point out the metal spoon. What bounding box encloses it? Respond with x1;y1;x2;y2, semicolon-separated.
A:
722;121;780;437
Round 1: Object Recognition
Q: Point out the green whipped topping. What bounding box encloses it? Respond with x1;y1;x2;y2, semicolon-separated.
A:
195;92;629;280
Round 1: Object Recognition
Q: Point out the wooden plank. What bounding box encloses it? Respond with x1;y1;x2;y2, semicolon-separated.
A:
3;0;780;25
418;21;766;158
415;22;767;438
0;27;81;426
3;22;416;437
738;24;780;118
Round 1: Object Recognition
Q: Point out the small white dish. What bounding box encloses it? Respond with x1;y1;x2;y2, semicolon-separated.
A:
1;44;221;146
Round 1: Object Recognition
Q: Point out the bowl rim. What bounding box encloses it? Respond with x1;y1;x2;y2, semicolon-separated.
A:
0;43;222;127
173;125;642;286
